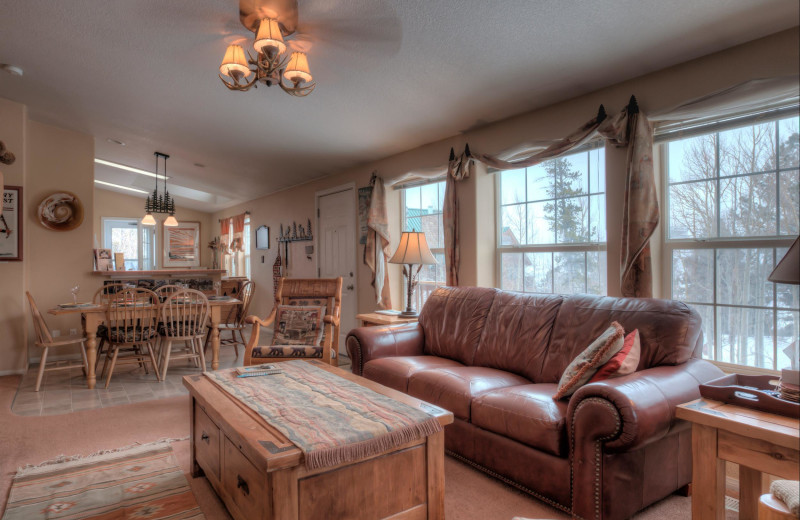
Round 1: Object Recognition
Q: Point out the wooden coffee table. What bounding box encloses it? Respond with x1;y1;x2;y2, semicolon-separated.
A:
183;362;453;520
676;398;799;520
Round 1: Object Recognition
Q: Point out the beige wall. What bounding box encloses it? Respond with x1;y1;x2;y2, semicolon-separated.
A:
213;27;799;321
0;98;28;374
0;109;95;373
92;188;214;269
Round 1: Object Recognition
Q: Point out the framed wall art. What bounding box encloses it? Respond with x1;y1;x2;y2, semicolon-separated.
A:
0;186;22;261
255;225;270;250
163;221;201;268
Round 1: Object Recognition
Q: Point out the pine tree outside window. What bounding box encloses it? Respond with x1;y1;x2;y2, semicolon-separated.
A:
496;144;607;295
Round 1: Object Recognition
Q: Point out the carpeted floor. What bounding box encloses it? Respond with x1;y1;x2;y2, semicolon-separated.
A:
0;373;697;519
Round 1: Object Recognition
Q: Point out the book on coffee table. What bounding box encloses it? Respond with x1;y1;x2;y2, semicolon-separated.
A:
236;364;281;377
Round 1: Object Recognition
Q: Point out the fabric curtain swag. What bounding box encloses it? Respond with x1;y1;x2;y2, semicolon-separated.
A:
444;96;657;297
364;173;393;308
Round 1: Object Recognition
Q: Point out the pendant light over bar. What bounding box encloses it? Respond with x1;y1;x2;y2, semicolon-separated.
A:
142;152;178;227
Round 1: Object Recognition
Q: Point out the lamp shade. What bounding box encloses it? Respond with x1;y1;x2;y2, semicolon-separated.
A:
254;18;286;55
163;215;179;227
389;231;437;265
219;44;251;78
284;52;312;84
769;236;800;284
141;213;156;226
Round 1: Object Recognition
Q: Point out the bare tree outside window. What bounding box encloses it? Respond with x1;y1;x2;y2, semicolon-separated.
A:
667;115;800;370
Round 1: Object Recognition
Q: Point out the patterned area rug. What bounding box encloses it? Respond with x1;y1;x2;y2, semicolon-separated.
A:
2;441;204;520
205;360;443;470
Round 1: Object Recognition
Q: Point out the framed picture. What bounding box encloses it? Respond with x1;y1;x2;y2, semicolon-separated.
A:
0;186;22;261
94;248;113;271
163;221;201;268
255;225;270;250
357;185;372;245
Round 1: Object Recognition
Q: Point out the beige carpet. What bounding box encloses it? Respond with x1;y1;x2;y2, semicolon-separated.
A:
0;374;694;519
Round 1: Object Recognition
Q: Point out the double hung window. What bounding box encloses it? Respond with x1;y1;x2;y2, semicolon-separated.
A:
497;145;607;295
401;181;446;310
102;218;156;270
663;113;799;371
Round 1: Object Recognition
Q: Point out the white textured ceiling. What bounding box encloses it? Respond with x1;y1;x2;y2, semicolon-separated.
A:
1;0;798;211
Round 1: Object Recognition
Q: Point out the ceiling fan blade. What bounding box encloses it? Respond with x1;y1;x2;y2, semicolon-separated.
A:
289;16;402;56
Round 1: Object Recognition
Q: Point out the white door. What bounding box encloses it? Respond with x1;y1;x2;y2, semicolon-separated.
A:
317;187;357;354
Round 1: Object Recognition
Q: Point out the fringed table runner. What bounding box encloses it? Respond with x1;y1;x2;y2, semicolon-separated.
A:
204;360;442;470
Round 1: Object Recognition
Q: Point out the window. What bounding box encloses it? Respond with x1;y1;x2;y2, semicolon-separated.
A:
402;181;446;310
497;146;607;295
102;218;156;270
664;113;799;371
224;215;251;279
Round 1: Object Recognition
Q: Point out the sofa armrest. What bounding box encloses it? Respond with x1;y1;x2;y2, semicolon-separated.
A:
345;323;425;375
567;358;724;452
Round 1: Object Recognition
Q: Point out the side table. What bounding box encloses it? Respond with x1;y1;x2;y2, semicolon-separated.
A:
676;398;799;520
356;312;418;327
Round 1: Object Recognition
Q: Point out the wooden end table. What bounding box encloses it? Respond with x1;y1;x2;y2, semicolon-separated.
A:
356;312;418;327
676;398;799;520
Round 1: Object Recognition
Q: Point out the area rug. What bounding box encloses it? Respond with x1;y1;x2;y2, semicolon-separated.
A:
204;359;442;470
2;440;204;520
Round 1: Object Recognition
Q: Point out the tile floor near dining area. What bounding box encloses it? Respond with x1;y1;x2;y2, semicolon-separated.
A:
11;338;351;416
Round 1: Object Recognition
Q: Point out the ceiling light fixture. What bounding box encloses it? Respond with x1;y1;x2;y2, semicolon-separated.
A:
94;158;167;180
106;138;126;146
142;152;178;227
219;16;314;96
94;180;148;194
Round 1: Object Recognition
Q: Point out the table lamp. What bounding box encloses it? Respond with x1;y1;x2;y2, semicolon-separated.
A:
389;231;438;317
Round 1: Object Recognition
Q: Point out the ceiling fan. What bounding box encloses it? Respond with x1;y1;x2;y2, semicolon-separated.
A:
219;0;401;96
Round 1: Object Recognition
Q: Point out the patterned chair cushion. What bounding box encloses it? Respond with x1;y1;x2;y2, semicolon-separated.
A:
103;326;158;343
158;321;205;337
251;345;336;359
286;297;328;346
272;305;326;346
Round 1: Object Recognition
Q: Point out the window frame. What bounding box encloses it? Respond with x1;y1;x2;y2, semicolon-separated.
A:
659;109;800;375
400;179;447;310
494;143;608;295
224;215;251;279
101;217;156;270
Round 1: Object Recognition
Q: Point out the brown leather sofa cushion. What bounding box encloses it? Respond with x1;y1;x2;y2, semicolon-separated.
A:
473;292;563;381
418;286;497;365
407;367;529;420
471;384;568;457
362;356;464;393
538;295;703;383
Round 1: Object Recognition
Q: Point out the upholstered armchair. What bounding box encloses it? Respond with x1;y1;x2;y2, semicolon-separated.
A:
243;277;342;366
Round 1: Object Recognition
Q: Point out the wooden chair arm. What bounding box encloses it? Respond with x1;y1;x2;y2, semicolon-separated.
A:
323;315;340;327
243;310;276;366
245;313;275;328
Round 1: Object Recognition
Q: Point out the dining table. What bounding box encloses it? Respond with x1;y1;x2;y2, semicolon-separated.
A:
48;297;242;389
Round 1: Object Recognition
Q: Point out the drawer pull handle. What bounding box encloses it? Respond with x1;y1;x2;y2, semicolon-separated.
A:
237;475;250;496
201;432;210;443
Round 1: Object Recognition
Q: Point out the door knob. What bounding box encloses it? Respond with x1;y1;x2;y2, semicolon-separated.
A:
346;284;354;291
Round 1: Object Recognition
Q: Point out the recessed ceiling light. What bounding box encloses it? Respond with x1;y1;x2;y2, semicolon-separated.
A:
0;64;23;76
106;138;126;146
94;180;148;194
94;158;167;179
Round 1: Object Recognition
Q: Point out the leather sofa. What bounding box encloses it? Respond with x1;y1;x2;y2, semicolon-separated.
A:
346;286;724;520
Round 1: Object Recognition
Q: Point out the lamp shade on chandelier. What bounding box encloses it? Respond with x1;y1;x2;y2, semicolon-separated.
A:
142;152;178;227
218;17;315;97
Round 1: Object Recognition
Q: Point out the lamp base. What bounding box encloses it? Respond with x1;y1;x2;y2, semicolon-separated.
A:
399;310;419;318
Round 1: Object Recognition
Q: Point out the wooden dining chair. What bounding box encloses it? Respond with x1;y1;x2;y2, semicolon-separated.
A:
204;280;254;359
25;292;89;392
155;284;182;301
91;282;132;365
159;289;209;379
243;277;342;367
100;288;161;388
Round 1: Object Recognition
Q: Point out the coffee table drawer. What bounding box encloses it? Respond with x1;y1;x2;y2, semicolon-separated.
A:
194;404;220;479
223;436;267;520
